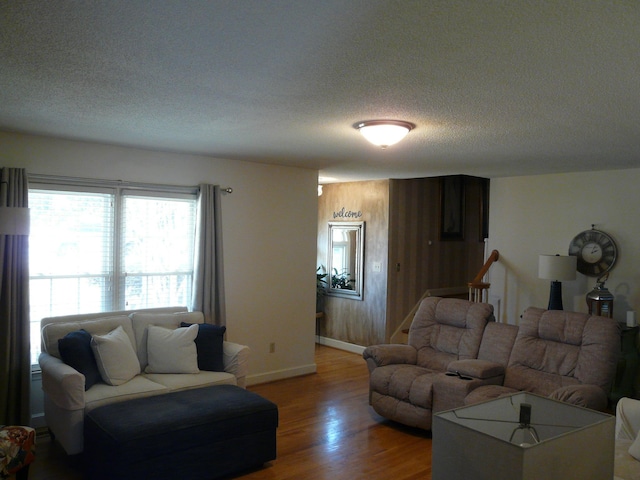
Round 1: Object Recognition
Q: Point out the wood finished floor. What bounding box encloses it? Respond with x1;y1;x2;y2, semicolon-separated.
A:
30;345;432;480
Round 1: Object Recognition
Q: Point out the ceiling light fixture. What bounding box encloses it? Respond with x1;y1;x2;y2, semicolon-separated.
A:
354;120;415;149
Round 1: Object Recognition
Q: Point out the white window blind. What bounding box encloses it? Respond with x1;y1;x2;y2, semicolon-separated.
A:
28;182;197;364
121;193;196;309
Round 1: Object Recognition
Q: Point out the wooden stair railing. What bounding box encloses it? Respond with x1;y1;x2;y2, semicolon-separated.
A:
468;249;499;303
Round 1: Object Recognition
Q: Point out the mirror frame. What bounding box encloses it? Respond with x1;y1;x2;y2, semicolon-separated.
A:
327;221;365;300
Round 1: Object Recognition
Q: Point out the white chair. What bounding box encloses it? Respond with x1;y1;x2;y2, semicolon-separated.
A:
615;397;640;480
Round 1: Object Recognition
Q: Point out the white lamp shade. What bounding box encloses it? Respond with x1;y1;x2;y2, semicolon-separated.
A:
538;254;577;281
0;207;30;235
355;120;415;148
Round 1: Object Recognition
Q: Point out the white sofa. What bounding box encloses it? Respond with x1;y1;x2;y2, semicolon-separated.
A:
38;306;250;455
615;397;640;480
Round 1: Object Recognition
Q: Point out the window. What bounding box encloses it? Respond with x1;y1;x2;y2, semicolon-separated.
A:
28;182;197;364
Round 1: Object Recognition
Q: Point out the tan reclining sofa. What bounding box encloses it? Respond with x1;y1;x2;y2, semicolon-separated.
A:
363;297;620;430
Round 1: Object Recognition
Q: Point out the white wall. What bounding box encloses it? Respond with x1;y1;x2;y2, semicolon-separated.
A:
1;131;319;387
487;168;640;324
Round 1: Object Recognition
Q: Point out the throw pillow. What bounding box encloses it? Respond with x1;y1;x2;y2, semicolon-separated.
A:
145;324;199;374
630;432;640;461
90;325;141;386
58;329;102;390
181;322;226;372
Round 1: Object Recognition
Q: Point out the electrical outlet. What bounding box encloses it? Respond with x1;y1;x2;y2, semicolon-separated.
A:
373;262;382;272
269;342;275;353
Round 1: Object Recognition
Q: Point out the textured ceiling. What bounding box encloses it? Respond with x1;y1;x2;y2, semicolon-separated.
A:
1;1;639;182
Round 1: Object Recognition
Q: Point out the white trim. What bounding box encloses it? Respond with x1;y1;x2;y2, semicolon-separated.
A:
246;363;317;386
315;336;366;355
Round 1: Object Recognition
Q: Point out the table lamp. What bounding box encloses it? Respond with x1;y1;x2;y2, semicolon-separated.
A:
538;254;577;310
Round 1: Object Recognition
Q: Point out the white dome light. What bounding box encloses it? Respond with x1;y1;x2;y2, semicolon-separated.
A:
355;120;415;148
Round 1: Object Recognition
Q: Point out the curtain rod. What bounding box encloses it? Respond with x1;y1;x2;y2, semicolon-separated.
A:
28;173;233;195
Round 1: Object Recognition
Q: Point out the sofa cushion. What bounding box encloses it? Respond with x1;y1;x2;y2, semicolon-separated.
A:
42;315;134;359
506;308;620;394
615;438;640;480
58;329;102;390
629;433;640;461
91;325;141;386
447;359;504;380
85;375;168;411
145;324;199;374
408;297;494;371
181;322;226;372
143;370;237;391
463;384;518;405
130;311;205;370
370;364;436;409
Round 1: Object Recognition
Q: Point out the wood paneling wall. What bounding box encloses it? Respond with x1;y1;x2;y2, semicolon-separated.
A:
317;176;487;347
317;180;389;346
386;176;487;340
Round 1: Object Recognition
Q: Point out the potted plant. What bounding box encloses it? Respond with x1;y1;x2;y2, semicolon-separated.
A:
316;267;328;313
331;268;353;290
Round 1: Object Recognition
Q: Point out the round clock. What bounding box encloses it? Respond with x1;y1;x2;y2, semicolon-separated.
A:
568;228;618;277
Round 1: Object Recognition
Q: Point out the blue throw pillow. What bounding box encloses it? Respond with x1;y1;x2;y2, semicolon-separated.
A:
180;322;226;372
58;329;102;390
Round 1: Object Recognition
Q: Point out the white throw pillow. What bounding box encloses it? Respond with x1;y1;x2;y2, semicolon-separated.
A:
629;431;640;461
90;325;141;386
145;324;199;374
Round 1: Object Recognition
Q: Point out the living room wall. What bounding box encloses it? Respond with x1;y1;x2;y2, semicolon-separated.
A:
0;131;319;390
317;180;390;348
487;168;640;326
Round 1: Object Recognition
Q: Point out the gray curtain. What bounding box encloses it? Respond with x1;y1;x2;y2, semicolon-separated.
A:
0;168;30;425
191;184;226;326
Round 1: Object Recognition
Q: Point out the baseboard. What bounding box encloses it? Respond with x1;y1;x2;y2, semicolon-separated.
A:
30;412;47;430
315;336;365;355
246;363;317;386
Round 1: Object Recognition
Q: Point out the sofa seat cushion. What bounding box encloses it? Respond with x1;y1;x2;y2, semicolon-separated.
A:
504;364;579;396
371;364;436;409
143;371;237;391
463;384;518;406
615;439;640;480
447;359;504;380
85;376;168;411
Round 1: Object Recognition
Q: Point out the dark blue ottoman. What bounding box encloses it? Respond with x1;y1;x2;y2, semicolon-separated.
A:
83;385;278;480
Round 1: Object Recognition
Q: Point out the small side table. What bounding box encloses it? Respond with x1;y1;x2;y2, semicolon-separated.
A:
610;324;639;406
0;426;35;480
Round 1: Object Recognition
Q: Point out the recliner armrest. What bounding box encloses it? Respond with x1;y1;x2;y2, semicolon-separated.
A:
39;352;85;410
223;341;250;388
548;384;608;411
447;359;505;380
363;344;417;373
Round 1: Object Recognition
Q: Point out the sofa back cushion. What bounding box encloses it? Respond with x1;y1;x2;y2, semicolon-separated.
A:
505;307;620;394
477;322;519;366
40;306;188;358
408;297;494;371
42;315;134;359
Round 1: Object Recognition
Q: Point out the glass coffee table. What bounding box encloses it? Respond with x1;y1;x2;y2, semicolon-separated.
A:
432;392;614;480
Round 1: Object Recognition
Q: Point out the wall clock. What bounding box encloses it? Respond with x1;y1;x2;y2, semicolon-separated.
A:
568;227;618;277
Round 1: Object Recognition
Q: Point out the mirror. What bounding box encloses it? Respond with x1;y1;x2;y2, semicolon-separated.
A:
327;221;364;300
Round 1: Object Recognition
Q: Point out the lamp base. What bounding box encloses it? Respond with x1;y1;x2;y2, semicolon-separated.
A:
548;281;563;310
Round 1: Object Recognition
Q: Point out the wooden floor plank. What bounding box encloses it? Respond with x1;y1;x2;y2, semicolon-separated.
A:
30;345;432;479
